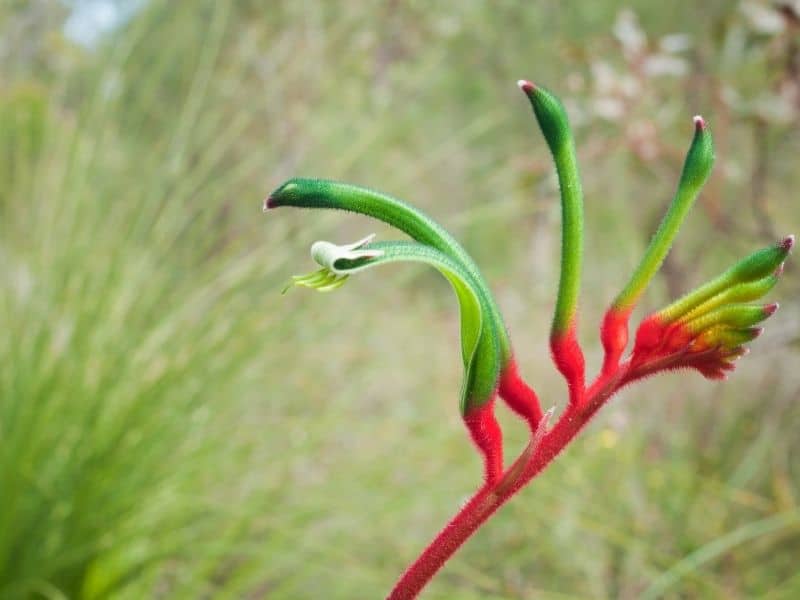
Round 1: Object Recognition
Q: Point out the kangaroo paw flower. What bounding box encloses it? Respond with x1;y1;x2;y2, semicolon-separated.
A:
627;236;791;381
285;234;384;293
268;177;544;431
601;115;714;375
285;234;510;480
518;80;586;401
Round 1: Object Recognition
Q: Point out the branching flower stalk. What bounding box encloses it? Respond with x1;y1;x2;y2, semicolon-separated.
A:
265;80;793;599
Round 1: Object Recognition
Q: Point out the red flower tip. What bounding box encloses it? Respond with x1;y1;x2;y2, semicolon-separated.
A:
693;115;706;131
263;195;277;211
780;234;795;252
517;79;536;93
764;302;779;316
751;327;765;339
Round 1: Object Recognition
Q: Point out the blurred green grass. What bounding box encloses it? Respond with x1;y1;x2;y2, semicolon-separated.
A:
1;1;798;598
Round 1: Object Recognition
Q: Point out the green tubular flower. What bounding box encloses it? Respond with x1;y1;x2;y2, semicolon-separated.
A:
517;81;583;338
614;116;715;313
657;236;792;323
673;274;778;324
266;178;511;368
518;80;586;400
287;235;502;415
683;303;777;336
286;235;383;293
694;326;763;351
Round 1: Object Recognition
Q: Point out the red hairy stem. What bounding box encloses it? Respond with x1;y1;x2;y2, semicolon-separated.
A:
387;365;628;600
463;399;504;484
497;359;543;430
549;325;586;405
386;483;498;600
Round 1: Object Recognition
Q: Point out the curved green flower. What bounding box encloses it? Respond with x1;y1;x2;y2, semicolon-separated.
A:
288;234;501;415
518;81;584;339
613;116;715;313
267;179;513;414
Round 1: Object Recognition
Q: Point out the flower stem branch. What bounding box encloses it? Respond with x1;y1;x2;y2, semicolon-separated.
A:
387;363;629;600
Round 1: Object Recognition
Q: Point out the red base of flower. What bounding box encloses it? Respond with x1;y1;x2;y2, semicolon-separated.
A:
600;307;632;375
463;400;503;484
550;326;585;404
498;359;543;430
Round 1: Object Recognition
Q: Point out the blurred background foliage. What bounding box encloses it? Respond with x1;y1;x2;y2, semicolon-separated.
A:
0;0;798;598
